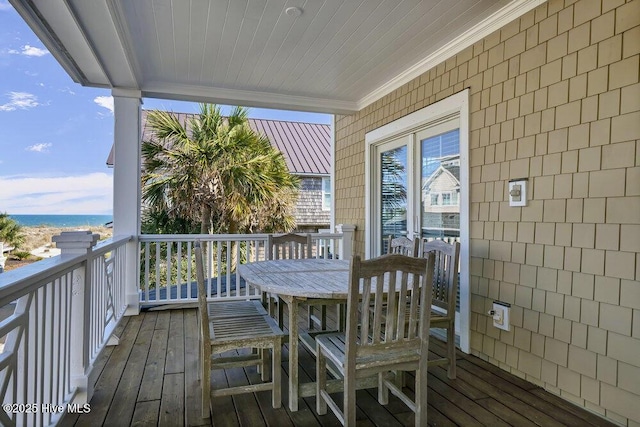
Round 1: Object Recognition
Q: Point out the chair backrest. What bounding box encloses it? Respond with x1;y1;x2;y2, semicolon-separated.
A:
194;241;211;345
267;233;313;260
420;239;460;316
345;253;435;362
386;235;419;257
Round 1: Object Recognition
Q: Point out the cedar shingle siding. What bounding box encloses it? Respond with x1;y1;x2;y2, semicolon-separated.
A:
334;0;640;424
294;177;330;231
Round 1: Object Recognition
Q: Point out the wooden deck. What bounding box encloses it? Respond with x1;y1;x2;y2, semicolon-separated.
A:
62;307;614;427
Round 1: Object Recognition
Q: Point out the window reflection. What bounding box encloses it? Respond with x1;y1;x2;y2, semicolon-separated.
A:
380;145;407;253
421;130;460;240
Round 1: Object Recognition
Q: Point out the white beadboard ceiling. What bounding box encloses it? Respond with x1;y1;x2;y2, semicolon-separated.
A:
12;0;542;113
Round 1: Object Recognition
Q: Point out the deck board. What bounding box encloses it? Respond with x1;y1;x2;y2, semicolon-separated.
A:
74;314;144;427
131;400;160;427
64;307;616;427
103;312;156;425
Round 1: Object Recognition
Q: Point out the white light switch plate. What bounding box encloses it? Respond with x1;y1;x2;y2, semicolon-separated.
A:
508;179;527;207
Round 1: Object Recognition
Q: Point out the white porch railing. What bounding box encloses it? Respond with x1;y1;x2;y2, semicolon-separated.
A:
138;229;352;306
0;233;131;427
0;225;356;426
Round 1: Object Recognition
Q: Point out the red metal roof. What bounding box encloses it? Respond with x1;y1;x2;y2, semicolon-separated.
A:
107;110;331;175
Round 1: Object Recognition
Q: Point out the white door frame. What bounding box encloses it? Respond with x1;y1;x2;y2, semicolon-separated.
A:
364;89;470;353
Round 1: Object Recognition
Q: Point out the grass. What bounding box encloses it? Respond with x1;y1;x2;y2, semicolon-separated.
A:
19;226;113;252
2;226;114;272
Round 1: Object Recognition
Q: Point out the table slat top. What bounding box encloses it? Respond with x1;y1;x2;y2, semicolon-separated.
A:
239;259;350;298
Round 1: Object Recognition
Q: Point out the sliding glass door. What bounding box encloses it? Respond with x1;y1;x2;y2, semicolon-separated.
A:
372;119;460;255
365;90;469;352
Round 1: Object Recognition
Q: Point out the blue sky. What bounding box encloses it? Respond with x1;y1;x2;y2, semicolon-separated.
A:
0;1;331;215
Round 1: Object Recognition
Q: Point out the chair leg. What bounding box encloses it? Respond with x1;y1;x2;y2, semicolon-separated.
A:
337;304;346;331
316;349;327;415
308;306;315;330
268;295;276;317
309;305;328;330
378;372;389;405
261;348;270;381
277;297;284;329
447;322;456;379
201;351;211;419
272;343;282;408
414;366;428;427
320;305;327;330
344;372;356;426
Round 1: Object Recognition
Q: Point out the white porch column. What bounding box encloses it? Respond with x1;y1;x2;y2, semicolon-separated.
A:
112;89;142;316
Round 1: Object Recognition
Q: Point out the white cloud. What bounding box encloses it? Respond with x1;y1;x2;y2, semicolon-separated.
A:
0;173;113;214
22;45;49;57
8;44;49;57
0;92;40;111
94;96;114;113
26;142;52;152
60;87;76;95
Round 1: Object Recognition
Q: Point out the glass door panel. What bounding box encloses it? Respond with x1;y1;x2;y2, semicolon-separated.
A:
420;129;460;241
380;145;407;254
419;127;462;321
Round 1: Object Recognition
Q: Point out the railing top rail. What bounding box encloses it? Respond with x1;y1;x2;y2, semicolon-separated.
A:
139;233;270;242
138;232;344;242
0;235;133;307
92;235;134;256
0;255;83;306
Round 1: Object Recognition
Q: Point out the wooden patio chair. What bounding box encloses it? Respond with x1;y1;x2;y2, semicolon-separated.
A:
316;253;435;426
421;239;460;379
196;240;267;320
268;233;313;260
195;241;284;418
386;235;420;257
368;235;419;322
265;233;324;327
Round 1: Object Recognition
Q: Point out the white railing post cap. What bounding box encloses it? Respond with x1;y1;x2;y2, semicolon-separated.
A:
335;224;356;232
53;231;100;255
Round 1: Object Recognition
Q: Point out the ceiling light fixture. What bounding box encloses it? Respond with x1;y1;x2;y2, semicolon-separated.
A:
285;6;303;17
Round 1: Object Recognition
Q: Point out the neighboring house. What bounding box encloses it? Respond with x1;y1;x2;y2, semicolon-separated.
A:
421;155;461;238
107;111;331;232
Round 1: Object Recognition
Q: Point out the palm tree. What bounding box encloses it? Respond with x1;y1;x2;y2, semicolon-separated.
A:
0;213;25;249
141;104;299;235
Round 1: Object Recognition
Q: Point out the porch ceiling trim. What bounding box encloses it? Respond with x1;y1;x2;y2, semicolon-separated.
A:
140;82;360;115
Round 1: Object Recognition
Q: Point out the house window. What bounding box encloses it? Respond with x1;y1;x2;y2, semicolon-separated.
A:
441;193;452;205
322;177;331;211
431;194;439;205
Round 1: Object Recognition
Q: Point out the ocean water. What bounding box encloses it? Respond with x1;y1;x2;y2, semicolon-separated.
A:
9;214;113;228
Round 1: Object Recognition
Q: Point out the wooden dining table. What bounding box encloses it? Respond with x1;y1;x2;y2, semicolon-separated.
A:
238;258;352;411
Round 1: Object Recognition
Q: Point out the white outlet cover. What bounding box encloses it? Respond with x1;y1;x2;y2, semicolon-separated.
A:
492;302;511;331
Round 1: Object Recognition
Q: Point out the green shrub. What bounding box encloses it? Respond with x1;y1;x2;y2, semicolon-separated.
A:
12;250;31;260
